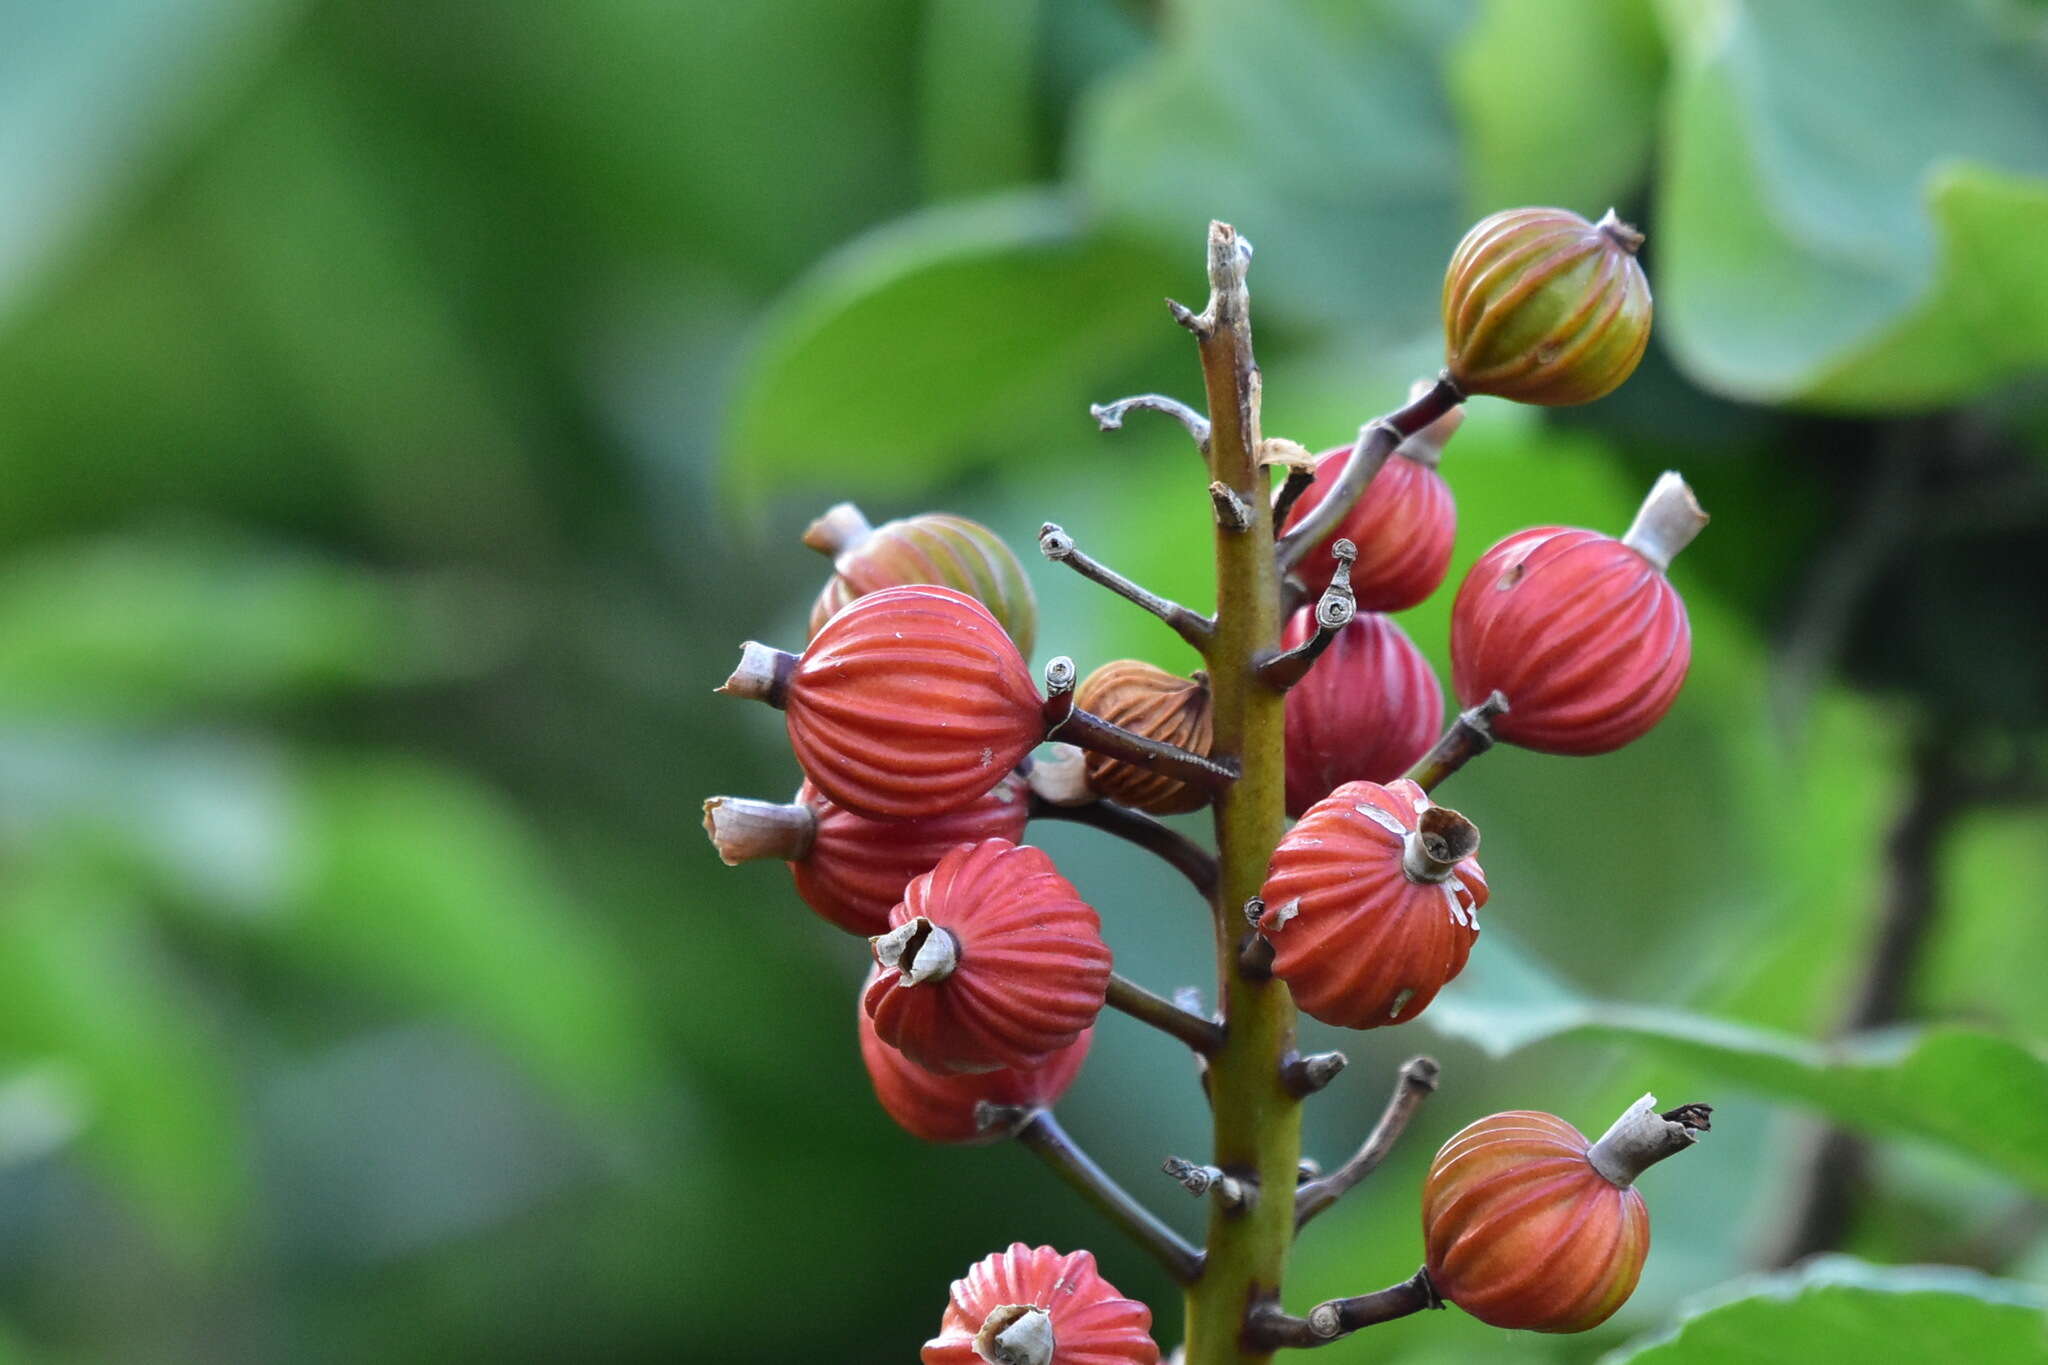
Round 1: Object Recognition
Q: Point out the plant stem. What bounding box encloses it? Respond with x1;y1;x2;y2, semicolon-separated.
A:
1107;973;1225;1054
1014;1111;1204;1284
1175;221;1301;1365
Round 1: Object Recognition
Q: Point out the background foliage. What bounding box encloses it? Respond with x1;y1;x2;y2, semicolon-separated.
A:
1;1;2044;1361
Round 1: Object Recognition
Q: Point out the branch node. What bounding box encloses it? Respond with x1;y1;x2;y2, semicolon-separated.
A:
1162;1157;1252;1211
1281;1050;1349;1098
1209;481;1254;532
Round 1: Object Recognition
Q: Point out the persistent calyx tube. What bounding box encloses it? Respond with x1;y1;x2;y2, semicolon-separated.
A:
1587;1094;1713;1186
701;796;816;864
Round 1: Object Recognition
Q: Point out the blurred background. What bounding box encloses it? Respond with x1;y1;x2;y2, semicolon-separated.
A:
1;0;2045;1361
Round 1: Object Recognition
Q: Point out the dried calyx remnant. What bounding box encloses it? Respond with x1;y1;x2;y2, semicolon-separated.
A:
704;206;1716;1364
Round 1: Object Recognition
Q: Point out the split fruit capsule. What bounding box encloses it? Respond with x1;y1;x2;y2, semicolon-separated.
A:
923;1243;1158;1365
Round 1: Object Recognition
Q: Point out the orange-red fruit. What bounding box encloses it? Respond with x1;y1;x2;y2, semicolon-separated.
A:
1282;609;1443;817
1443;207;1652;406
1450;476;1702;755
1277;433;1458;609
1423;1111;1648;1332
864;838;1110;1074
788;584;1042;820
804;504;1038;656
1073;661;1215;815
923;1243;1158;1365
1257;779;1486;1029
858;979;1090;1144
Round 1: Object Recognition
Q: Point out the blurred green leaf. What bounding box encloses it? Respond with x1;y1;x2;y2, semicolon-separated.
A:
724;191;1176;501
0;865;241;1256
1074;0;1470;338
1449;0;1665;214
920;0;1040;199
287;757;661;1116
0;534;513;720
1603;1255;2048;1363
1428;932;2048;1195
1655;0;2048;407
0;0;308;326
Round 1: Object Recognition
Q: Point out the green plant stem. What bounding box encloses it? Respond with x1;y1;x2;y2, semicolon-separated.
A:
1177;221;1302;1365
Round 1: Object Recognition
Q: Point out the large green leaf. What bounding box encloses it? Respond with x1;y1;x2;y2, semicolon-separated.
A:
1426;933;2048;1195
724;192;1177;501
0;0;309;326
1073;0;1472;340
1604;1255;2048;1363
0;535;511;720
1448;0;1665;215
0;866;241;1256
1655;0;2048;408
287;757;662;1115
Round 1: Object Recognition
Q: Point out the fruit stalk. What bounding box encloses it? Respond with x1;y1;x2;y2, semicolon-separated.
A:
1175;221;1302;1365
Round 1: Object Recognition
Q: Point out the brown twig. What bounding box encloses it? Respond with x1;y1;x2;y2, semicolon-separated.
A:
1027;794;1218;897
1043;657;1239;792
1012;1111;1204;1285
1107;973;1225;1054
1244;1268;1442;1348
1766;739;1966;1264
1274;376;1463;575
1039;524;1214;649
1296;1056;1441;1229
1404;692;1508;793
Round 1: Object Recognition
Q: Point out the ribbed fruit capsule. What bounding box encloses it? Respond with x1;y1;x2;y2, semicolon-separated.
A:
1443;207;1651;406
718;584;1042;821
863;838;1110;1074
1423;1097;1711;1332
923;1243;1158;1365
1257;779;1486;1029
1451;472;1707;755
858;978;1091;1145
701;773;1028;936
1282;609;1442;817
1072;660;1215;815
1277;403;1461;608
803;502;1038;656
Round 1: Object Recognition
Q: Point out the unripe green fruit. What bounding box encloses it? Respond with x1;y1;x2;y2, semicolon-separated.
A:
1442;207;1651;406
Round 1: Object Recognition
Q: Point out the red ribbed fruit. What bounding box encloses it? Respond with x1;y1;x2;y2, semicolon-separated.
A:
1277;419;1459;609
803;503;1038;656
858;982;1091;1145
864;838;1110;1074
701;773;1028;936
1423;1099;1709;1332
923;1243;1158;1365
1257;779;1486;1029
789;584;1042;820
1450;473;1706;755
1283;609;1442;817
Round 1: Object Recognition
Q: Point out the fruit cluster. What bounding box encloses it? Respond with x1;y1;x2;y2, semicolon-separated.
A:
705;207;1714;1361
